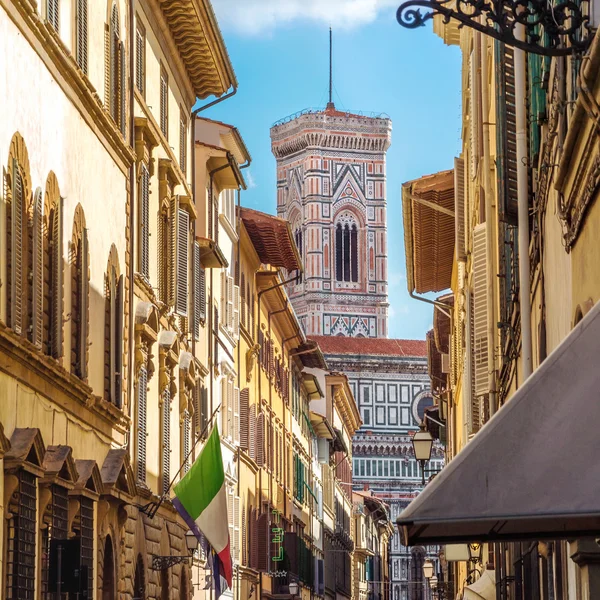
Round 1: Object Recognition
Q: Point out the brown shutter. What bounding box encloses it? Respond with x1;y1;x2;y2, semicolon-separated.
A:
104;23;110;107
162;389;171;494
76;0;88;74
179;110;187;175
137;367;148;483
249;403;256;461
110;6;119;122
168;196;177;307
119;41;126;135
11;160;23;335
193;241;205;338
135;24;144;95
160;68;168;136
241;502;247;565
176;206;189;316
454;157;466;262
256;512;269;572
115;275;123;407
51;198;63;358
80;230;89;379
256;411;265;466
32;189;44;348
240;388;250;451
140;165;150;279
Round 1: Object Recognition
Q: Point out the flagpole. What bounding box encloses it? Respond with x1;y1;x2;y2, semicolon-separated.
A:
140;405;221;519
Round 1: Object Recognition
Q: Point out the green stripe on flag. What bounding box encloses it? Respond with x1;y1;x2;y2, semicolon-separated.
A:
174;426;224;519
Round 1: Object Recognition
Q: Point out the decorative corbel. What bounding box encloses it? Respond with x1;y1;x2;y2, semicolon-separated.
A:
39;486;53;519
97;498;110;529
246;344;260;382
134;118;159;178
68;497;81;537
4;474;19;518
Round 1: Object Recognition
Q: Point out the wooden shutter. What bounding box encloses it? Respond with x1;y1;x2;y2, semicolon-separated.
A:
183;411;191;474
472;224;488;399
140;165;150;279
12;159;23;334
76;0;88;74
249;403;256;461
135;24;144;95
51;198;63;358
256;412;265;466
32;190;44;348
227;489;234;559
496;41;518;223
167;197;177;307
454;157;466;262
227;275;234;330
80;230;89;379
240;389;250;451
256;512;269;572
160;68;168;136
468;50;479;181
233;387;240;445
221;378;228;438
162;389;171;494
137;367;148;483
220;271;227;329
47;0;59;31
241;502;247;565
193;241;205;338
176;206;190;316
104;23;110;107
115;275;123;407
227;379;234;441
119;41;126;135
465;290;479;435
110;6;119;122
233;284;240;338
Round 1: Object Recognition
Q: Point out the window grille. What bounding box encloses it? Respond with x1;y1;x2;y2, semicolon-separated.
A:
135;22;145;95
162;388;171;494
47;0;59;31
160;68;168;137
76;0;88;74
80;497;94;600
137;367;148;483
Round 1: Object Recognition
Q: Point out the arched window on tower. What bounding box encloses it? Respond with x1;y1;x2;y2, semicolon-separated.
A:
335;215;359;283
294;228;303;258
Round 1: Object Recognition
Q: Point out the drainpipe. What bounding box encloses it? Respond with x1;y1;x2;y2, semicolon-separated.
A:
479;33;498;417
127;0;135;430
514;27;533;380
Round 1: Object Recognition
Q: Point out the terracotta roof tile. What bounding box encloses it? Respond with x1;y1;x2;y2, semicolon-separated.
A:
309;336;427;357
239;207;302;273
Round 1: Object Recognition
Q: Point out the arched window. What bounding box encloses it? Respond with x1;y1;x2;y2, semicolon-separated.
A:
104;247;123;406
106;2;125;134
71;206;89;380
335;215;359;283
44;175;63;359
294;227;303;258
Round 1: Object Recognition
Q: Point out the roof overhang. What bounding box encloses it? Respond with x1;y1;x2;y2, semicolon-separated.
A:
397;299;600;545
157;0;236;99
309;411;335;440
202;148;246;190
240;207;303;273
197;236;228;268
402;169;455;295
291;340;328;370
303;372;323;399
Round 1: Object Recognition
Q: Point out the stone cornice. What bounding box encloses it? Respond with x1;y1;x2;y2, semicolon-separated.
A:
5;0;136;174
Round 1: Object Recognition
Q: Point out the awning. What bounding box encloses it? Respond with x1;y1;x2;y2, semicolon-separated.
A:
397;299;600;545
309;411;335;440
463;570;496;600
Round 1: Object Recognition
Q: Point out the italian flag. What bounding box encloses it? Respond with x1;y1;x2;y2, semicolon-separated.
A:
173;426;232;589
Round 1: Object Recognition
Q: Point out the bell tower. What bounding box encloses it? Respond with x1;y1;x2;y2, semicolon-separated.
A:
270;107;392;337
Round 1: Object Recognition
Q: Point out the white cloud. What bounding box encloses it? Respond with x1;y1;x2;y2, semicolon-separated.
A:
388;271;406;287
245;169;257;189
211;0;398;35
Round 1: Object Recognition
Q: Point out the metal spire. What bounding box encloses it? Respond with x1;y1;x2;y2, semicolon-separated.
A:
327;28;335;109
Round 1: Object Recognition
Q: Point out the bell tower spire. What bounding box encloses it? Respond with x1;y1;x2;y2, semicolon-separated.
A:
327;28;335;110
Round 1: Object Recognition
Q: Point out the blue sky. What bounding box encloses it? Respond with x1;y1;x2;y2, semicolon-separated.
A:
204;1;461;340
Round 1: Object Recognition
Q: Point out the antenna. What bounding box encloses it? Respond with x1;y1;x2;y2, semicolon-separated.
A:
327;27;335;109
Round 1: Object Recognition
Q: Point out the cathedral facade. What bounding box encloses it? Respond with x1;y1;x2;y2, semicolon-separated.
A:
270;105;392;338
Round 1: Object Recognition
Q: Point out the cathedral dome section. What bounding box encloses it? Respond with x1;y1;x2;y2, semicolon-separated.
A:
270;108;392;338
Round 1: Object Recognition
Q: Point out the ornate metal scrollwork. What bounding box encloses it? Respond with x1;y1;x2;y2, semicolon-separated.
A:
396;0;591;56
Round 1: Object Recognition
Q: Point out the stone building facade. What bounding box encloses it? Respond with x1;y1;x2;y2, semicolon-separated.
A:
311;337;442;600
270;105;392;338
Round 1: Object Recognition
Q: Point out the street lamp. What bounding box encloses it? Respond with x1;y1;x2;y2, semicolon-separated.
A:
430;575;438;589
152;531;199;571
412;422;437;484
289;581;299;598
423;559;434;580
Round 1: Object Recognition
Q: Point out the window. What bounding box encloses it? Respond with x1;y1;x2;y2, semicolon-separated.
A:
161;388;171;494
71;209;89;380
139;164;150;279
135;20;145;95
175;206;189;316
295;227;303;257
104;251;123;407
26;188;44;348
44;187;63;359
240;273;246;328
136;368;148;483
335;214;359;282
75;0;88;74
160;66;168;137
106;3;125;134
179;108;187;175
221;189;235;226
47;0;59;31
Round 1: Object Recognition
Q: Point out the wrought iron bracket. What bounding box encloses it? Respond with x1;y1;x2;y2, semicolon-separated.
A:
151;554;191;571
396;0;592;56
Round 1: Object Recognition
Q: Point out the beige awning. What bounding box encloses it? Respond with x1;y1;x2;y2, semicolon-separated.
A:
463;569;496;600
